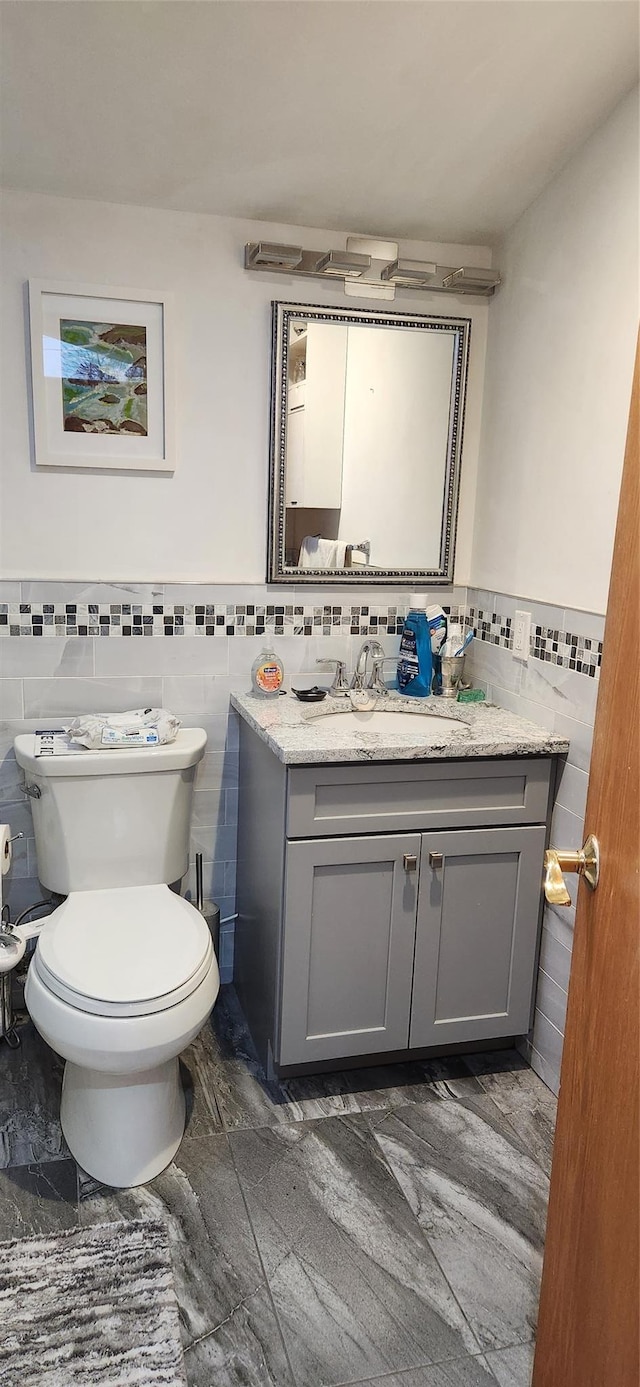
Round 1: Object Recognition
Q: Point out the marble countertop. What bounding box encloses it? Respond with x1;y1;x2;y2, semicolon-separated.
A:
230;690;569;766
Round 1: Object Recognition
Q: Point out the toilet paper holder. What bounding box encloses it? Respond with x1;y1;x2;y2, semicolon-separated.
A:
2;830;23;869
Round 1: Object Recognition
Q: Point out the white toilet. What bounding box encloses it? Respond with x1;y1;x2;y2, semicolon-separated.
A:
13;728;220;1189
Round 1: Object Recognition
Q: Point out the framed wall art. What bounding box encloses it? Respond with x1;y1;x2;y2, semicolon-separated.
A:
28;280;174;471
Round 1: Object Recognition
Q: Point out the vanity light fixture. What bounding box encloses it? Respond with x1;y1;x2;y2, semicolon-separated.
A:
246;242;303;269
381;258;437;286
244;242;501;296
442;267;501;292
315;250;371;277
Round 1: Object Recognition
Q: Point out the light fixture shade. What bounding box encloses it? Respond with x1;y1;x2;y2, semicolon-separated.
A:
244;243;501;297
315;251;371;278
442;267;501;291
246;242;303;269
381;258;437;286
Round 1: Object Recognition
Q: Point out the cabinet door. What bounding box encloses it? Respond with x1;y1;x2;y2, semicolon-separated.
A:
303;322;347;508
410;826;546;1048
284;407;305;507
279;834;421;1066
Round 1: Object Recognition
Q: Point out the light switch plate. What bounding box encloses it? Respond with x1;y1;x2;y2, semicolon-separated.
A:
513;610;532;660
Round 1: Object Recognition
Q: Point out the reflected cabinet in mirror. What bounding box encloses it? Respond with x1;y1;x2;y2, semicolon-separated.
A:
268;301;470;585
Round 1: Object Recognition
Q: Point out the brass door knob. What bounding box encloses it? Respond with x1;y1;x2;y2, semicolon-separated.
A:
543;834;600;906
428;851;444;868
403;853;418;872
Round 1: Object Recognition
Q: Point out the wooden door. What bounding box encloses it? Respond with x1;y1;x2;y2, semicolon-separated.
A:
410;826;546;1048
533;344;639;1385
279;834;420;1066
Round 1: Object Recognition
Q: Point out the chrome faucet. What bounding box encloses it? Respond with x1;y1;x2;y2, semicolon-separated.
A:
317;640;394;698
350;639;386;691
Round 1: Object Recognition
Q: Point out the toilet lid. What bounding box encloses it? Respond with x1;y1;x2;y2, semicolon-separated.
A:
36;884;213;1017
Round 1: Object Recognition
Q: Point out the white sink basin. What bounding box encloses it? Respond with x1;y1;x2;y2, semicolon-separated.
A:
312;707;467;736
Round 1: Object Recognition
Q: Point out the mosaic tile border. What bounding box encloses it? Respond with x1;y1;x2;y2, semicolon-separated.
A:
466;606;602;678
0;599;437;640
0;598;602;677
531;624;601;676
464;607;513;648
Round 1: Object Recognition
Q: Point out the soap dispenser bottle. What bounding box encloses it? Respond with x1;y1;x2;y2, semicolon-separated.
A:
251;648;285;697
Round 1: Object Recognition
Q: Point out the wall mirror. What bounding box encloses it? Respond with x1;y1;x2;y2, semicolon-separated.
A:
268;300;470;585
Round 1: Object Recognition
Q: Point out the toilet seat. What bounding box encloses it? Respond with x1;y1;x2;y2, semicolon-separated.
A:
35;884;213;1018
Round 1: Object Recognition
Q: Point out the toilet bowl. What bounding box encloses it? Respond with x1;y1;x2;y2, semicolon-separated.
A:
25;884;220;1187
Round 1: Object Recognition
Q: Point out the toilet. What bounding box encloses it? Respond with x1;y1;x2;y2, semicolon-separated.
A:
13;728;220;1189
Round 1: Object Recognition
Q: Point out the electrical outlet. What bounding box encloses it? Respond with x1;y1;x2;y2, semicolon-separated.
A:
513;610;532;660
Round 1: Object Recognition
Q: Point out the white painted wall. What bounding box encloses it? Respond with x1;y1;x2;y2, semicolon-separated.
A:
471;87;639;614
338;326;455;569
0;190;489;583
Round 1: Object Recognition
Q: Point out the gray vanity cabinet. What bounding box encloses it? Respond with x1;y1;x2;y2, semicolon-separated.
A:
234;721;554;1076
278;825;546;1066
279;834;421;1065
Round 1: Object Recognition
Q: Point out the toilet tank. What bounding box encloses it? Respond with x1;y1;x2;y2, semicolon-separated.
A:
14;729;206;894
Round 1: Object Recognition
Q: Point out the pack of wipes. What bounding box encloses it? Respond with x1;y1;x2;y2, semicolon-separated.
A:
63;708;181;750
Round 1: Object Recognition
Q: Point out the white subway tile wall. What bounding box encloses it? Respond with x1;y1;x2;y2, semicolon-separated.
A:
0;580;602;1033
466;585;602;1094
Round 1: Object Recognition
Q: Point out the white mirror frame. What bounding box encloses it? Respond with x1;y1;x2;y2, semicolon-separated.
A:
28;279;174;472
267;300;470;585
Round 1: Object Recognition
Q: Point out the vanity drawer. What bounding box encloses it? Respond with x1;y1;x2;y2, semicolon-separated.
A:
286;758;552;837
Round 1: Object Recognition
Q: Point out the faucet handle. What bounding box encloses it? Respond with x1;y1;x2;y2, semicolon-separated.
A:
367;655;396;694
316;658;350;697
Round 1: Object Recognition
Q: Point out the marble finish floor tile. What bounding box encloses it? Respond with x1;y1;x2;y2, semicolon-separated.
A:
180;1037;224;1139
462;1054;557;1177
459;1050;541;1089
485;1341;535;1386
0;994;552;1385
357;1048;555;1178
340;1355;499;1386
205;988;361;1129
0;1158;78;1238
230;1113;480;1386
78;1132;293;1387
340;1055;484;1116
371;1099;548;1354
0;1018;68;1168
206;990;522;1133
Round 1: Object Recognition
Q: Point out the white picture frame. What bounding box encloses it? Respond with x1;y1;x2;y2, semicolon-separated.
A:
28;280;174;471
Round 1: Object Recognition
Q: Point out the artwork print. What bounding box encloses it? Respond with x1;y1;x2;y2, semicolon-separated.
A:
59;320;148;436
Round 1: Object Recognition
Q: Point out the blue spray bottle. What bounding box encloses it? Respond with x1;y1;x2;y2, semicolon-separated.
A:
397;595;433;697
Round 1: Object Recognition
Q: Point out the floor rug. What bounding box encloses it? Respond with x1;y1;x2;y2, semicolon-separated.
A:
0;1218;187;1386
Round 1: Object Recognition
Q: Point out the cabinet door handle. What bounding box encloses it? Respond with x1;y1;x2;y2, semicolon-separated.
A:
403;853;418;872
428;851;444;868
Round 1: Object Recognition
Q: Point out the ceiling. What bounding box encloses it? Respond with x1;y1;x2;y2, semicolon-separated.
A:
1;0;637;246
